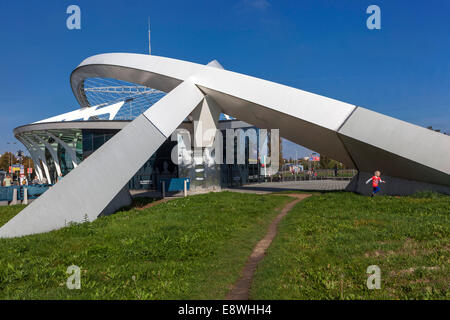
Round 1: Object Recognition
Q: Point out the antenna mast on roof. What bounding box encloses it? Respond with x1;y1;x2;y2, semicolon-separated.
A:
148;17;151;55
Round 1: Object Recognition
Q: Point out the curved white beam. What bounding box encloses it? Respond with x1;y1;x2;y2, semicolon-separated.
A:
2;53;449;238
21;135;52;184
70;53;450;186
16;136;44;181
71;53;357;169
0;79;205;238
35;101;124;123
46;132;80;169
33;134;62;177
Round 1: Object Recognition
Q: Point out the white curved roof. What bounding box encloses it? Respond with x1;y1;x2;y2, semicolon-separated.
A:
70;53;450;185
1;52;449;238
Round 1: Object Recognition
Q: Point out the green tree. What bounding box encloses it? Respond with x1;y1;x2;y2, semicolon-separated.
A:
319;154;346;170
0;153;34;177
0;152;17;171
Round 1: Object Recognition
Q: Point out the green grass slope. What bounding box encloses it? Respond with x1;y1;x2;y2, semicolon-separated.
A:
251;192;450;300
0;192;290;299
0;205;25;228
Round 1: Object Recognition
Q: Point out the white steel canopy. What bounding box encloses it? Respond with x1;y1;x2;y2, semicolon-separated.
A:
1;53;449;238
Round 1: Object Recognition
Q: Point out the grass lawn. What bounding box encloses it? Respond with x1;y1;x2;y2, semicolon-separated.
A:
0;205;26;228
251;192;450;300
0;192;290;299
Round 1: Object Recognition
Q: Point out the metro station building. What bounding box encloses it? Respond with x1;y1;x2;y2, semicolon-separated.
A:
2;52;448;238
13;81;265;191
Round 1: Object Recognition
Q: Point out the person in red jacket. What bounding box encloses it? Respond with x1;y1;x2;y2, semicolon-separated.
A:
365;170;386;197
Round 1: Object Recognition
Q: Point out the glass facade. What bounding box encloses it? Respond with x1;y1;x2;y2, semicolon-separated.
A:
219;126;262;187
128;139;178;190
44;147;57;183
80;128;177;190
57;143;74;176
19;121;265;190
81;129;116;159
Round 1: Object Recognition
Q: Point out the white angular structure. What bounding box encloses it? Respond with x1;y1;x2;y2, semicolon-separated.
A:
1;53;449;238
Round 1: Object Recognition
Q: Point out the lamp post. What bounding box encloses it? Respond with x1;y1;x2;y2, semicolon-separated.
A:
6;141;17;179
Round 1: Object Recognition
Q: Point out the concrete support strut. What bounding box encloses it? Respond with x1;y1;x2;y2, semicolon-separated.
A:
21;135;52;184
16;136;44;182
33;134;62;177
0;80;205;238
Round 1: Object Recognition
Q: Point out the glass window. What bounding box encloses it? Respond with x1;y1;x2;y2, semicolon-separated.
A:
82;132;93;153
93;133;105;150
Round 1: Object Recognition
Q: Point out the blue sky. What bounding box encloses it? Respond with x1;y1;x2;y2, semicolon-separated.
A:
0;0;448;159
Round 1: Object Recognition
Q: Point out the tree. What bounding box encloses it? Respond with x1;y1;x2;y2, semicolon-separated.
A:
319;154;346;170
427;125;447;134
319;155;332;169
0;152;17;171
0;152;34;178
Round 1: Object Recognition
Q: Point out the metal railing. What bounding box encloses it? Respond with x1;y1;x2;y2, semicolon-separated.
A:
0;185;51;202
247;169;358;184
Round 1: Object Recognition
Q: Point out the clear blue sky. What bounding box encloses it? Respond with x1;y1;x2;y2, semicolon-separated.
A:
0;0;448;159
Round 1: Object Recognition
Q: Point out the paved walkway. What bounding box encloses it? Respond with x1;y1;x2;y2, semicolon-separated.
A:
226;193;312;300
224;179;350;194
131;179;350;198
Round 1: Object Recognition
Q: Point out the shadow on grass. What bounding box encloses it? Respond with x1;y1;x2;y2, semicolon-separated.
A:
121;196;161;211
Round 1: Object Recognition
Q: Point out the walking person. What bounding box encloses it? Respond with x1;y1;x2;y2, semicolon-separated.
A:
20;176;28;186
3;175;12;187
31;175;40;185
366;170;386;197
